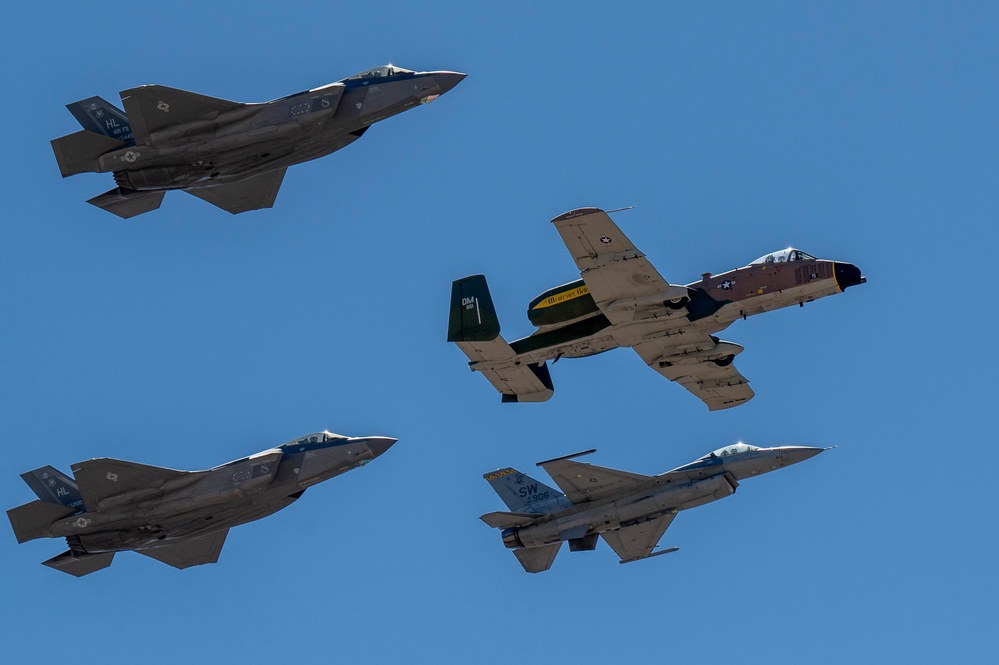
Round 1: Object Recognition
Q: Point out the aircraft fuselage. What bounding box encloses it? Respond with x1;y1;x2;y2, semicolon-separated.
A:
96;72;454;192
43;435;393;555
510;257;864;364
503;446;821;550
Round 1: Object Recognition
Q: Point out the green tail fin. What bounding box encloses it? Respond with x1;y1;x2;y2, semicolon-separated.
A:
448;275;501;342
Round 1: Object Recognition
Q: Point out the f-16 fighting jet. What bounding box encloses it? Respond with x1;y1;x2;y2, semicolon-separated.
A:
7;431;396;576
448;207;865;410
51;65;465;218
482;443;826;572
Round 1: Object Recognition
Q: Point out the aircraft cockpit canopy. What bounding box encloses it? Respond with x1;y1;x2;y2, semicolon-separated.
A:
345;65;414;80
750;248;817;265
698;442;761;460
284;431;346;447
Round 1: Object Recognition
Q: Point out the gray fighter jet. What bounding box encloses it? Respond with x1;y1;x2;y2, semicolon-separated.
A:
482;443;826;572
51;65;465;218
449;207;865;409
7;431;396;576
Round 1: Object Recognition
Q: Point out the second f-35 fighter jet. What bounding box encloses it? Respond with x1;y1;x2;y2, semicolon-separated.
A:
7;431;396;576
449;207;865;409
51;65;465;218
482;443;826;572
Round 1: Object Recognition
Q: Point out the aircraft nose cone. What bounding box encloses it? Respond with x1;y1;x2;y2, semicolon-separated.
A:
834;262;865;290
364;437;398;458
780;446;828;466
433;71;467;95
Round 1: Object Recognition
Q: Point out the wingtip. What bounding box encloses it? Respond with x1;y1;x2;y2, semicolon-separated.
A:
550;207;605;223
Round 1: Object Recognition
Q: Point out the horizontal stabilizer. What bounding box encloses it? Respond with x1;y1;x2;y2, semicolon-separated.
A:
513;543;561;573
6;501;77;543
463;356;554;403
87;188;165;219
480;511;542;529
137;529;228;570
498;362;553;403
183;168;286;214
50;130;128;177
42;550;115;577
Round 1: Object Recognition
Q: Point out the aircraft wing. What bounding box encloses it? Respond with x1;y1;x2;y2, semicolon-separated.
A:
551;208;688;324
538;458;652;504
137;529;229;570
633;338;755;411
71;458;189;510
119;85;245;144
184;168;286;214
601;513;676;563
468;362;554;403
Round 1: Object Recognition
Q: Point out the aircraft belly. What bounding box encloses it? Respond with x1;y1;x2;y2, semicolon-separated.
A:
82;494;295;552
552;336;619;359
115;130;306;190
115;166;203;190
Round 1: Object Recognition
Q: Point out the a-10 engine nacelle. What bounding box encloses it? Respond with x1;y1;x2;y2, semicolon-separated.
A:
527;279;600;328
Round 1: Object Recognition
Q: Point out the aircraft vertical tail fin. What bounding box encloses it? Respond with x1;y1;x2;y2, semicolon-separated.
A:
20;466;85;510
6;500;77;544
66;96;134;143
483;468;567;514
448;274;501;342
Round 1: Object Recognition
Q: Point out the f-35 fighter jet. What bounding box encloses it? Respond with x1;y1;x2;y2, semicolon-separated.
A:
482;443;826;572
51;65;465;218
448;207;865;409
7;431;396;576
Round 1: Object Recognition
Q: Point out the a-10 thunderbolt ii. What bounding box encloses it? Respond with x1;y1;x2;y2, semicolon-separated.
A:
6;431;395;576
482;443;826;572
448;207;865;410
51;65;465;218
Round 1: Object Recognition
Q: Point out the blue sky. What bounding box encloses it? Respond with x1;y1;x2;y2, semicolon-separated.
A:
1;2;997;662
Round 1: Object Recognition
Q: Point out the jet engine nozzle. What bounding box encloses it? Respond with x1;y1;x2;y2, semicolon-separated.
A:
501;527;523;549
